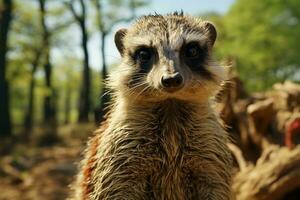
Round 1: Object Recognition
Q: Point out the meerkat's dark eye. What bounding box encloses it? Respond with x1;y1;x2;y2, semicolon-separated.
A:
184;42;201;59
135;48;153;63
181;41;209;73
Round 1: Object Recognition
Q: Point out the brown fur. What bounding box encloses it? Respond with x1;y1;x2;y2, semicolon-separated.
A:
71;13;232;200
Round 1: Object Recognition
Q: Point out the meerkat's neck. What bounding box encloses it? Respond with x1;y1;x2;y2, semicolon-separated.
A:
108;94;214;130
105;94;219;165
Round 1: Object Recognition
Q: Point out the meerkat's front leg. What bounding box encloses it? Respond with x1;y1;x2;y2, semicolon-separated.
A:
188;159;232;200
76;133;154;200
192;175;231;200
91;157;151;200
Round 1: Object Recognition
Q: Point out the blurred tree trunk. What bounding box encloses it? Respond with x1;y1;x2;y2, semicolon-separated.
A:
64;83;71;124
93;0;139;123
78;15;90;122
100;32;107;85
96;31;110;122
0;0;13;137
69;0;91;122
23;49;42;133
94;0;109;123
38;0;58;143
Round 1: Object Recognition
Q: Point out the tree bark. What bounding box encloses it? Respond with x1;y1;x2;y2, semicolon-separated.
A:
38;0;58;144
100;31;107;95
93;0;110;123
64;83;71;124
23;49;42;133
39;0;56;123
232;145;300;200
0;0;13;137
78;19;90;122
93;0;137;123
70;0;91;122
95;31;110;123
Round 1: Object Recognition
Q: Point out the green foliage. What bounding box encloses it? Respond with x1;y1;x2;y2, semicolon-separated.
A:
7;0;102;129
212;0;300;91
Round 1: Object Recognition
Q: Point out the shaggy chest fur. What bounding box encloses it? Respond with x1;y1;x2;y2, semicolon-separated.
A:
76;100;232;200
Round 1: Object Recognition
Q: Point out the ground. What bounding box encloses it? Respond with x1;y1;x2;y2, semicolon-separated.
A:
0;123;95;200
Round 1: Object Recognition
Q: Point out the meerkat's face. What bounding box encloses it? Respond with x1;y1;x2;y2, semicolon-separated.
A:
110;13;227;103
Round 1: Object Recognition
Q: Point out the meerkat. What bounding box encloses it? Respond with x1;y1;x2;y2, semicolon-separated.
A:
71;12;232;200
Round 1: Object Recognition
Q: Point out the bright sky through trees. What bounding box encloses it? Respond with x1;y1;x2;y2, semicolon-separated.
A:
53;0;235;71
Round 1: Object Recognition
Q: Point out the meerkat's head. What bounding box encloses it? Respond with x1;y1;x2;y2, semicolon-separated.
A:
109;12;227;103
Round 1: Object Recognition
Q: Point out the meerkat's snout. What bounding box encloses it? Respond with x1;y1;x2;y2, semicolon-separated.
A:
159;54;185;93
161;72;184;92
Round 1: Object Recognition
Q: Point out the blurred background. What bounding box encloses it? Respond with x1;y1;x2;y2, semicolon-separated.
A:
0;0;300;199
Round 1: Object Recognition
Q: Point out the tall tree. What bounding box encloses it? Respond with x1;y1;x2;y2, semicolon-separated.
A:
24;47;42;132
39;0;54;122
68;0;91;122
60;59;79;124
38;0;58;140
10;0;73;136
0;0;13;137
12;2;44;133
93;0;148;123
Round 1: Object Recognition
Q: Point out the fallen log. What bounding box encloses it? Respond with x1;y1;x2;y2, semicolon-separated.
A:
231;145;300;200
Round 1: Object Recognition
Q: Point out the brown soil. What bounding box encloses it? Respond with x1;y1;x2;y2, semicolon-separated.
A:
0;123;94;200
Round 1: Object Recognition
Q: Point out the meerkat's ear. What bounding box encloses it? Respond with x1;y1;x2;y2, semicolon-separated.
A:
203;21;217;47
115;28;127;56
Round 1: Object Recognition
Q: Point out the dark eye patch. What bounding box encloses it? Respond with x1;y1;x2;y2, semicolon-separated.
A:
181;41;208;71
136;48;152;63
185;42;202;59
132;46;156;73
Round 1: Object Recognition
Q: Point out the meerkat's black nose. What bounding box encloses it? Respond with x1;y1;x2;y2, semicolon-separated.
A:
161;73;183;91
